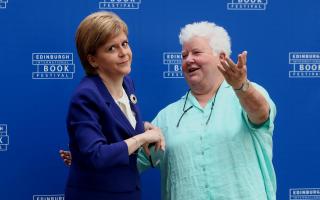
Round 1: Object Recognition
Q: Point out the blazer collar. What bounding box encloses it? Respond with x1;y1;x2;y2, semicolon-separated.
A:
90;75;141;136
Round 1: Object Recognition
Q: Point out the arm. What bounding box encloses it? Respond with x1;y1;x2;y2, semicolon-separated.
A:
234;80;269;124
68;88;130;169
124;127;165;155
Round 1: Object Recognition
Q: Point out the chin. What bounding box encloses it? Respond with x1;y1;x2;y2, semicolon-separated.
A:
187;76;201;84
122;66;131;75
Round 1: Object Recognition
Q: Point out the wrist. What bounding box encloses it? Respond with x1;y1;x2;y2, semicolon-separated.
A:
132;135;143;146
136;133;146;144
233;83;243;90
234;79;250;92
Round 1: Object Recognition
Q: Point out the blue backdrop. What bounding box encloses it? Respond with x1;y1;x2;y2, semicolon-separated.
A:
1;0;320;199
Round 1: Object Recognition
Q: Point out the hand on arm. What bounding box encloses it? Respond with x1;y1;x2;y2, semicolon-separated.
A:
143;121;165;155
59;150;72;166
60;124;166;167
217;51;270;125
125;124;166;156
58;125;165;166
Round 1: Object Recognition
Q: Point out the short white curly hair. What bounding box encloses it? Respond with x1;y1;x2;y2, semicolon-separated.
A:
179;21;231;57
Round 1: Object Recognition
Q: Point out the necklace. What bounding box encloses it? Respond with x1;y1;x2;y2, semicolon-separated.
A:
176;81;223;127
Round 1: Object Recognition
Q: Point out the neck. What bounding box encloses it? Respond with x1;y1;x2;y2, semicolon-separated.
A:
98;73;124;100
191;76;224;108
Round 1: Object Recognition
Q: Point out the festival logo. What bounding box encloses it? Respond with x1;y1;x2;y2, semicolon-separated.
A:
99;0;141;9
0;124;9;151
289;52;320;78
0;0;8;9
33;194;64;200
227;0;268;10
32;53;75;80
163;52;183;79
290;188;320;200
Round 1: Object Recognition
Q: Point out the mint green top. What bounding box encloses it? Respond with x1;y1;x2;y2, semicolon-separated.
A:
138;81;277;200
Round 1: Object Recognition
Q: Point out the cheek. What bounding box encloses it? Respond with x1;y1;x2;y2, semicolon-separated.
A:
127;48;133;58
182;61;188;72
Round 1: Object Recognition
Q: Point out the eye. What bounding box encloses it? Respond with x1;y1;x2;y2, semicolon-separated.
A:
108;46;115;52
122;41;129;48
182;53;188;59
193;51;201;55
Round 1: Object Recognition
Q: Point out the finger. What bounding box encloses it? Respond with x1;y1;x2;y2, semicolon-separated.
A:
143;144;150;156
237;54;244;69
217;64;231;80
154;132;161;152
59;150;65;156
220;59;236;74
144;121;153;130
155;141;160;152
61;152;71;159
219;59;230;71
160;137;166;151
242;50;247;64
218;65;227;78
60;150;69;155
64;159;71;165
238;51;247;69
60;152;66;159
225;56;237;68
223;58;237;73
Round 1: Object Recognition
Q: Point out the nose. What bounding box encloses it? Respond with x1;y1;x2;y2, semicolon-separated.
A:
118;46;126;57
184;53;194;65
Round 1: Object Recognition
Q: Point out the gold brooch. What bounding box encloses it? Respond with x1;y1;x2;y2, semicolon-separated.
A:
130;94;138;104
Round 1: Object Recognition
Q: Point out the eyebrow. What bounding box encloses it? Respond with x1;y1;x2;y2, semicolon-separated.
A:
105;38;128;47
191;48;202;51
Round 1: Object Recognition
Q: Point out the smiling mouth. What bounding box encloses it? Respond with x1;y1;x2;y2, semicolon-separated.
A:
119;60;129;65
188;67;200;73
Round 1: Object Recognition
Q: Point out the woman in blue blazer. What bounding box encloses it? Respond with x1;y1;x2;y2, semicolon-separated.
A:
64;11;165;200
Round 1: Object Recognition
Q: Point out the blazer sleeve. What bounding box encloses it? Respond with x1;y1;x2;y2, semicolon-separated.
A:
67;87;129;170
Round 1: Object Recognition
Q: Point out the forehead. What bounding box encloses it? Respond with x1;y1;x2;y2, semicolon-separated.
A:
182;36;210;51
105;31;128;44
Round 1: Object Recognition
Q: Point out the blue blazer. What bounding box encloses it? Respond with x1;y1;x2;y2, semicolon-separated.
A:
65;75;144;200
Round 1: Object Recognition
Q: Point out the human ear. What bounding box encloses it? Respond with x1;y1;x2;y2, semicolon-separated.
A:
219;52;226;60
87;54;98;68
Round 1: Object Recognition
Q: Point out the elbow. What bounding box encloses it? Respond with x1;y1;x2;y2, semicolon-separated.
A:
90;159;105;170
255;105;270;124
82;153;106;170
258;111;269;124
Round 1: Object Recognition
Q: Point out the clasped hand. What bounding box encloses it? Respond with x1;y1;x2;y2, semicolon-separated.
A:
142;122;166;156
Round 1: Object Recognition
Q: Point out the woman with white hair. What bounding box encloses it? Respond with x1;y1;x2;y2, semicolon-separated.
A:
138;21;277;200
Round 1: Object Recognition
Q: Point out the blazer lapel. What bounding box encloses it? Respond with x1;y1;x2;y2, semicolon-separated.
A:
91;75;136;137
123;80;144;133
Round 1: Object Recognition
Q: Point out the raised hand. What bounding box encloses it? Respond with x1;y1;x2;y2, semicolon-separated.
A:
218;51;248;89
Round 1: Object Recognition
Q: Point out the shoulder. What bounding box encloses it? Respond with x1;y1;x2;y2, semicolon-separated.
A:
70;76;101;103
123;76;135;91
159;96;185;114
